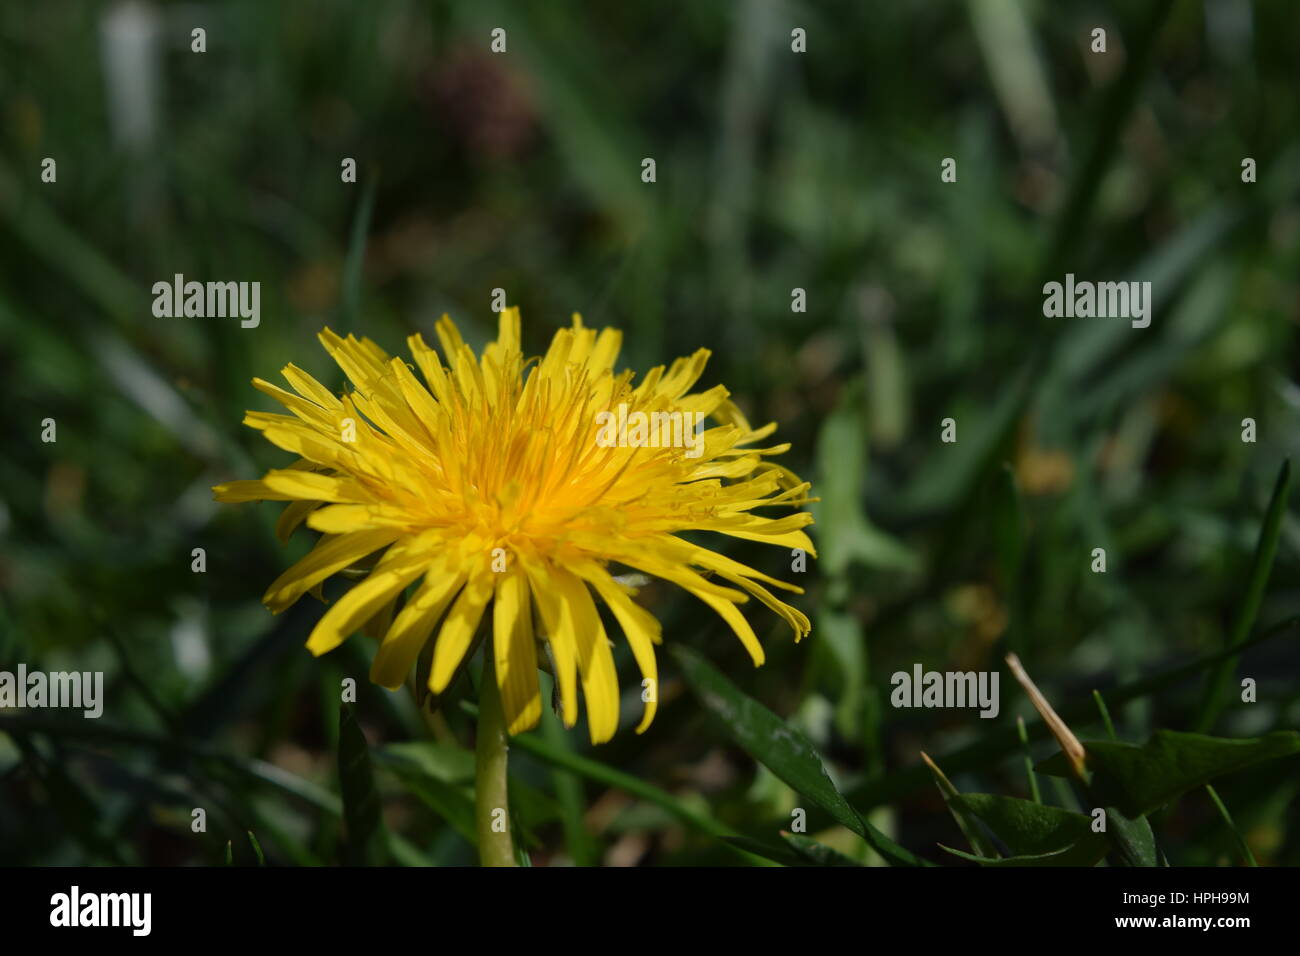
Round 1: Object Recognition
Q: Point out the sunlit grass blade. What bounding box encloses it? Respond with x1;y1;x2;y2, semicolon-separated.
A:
246;830;265;866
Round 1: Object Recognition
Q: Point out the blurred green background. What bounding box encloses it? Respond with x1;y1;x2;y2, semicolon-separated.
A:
2;0;1298;866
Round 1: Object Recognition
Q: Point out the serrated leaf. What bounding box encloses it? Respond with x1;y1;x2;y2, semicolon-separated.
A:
1103;805;1157;867
956;794;1109;866
1035;730;1300;817
671;645;930;867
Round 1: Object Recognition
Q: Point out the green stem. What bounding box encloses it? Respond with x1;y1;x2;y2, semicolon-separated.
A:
475;655;516;867
1016;716;1042;805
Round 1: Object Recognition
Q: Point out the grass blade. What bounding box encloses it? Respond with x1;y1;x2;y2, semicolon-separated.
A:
672;645;931;866
1195;460;1291;731
338;702;385;865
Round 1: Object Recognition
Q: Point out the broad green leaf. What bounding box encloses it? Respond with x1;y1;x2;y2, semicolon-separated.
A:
338;702;385;864
1035;730;1300;817
956;794;1108;866
671;645;930;867
1104;806;1158;868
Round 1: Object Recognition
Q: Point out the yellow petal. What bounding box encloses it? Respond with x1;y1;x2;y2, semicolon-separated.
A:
496;306;521;352
280;363;342;409
407;332;454;406
305;540;432;655
552;567;620;744
275;499;319;543
428;571;494;693
587;327;623;372
577;563;661;733
306;504;412;534
683;584;765;666
433;315;467;363
493;568;542;734
262;469;369;503
213;479;295;503
252;377;334;429
520;555;579;728
370;563;466;688
263;529;404;612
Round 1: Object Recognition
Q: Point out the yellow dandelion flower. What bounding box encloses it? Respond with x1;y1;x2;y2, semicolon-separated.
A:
214;308;814;743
